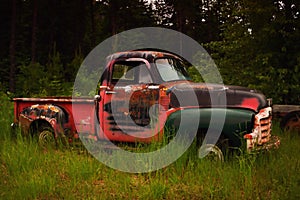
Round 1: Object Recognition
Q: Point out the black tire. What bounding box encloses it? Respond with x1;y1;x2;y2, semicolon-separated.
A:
196;130;229;162
38;126;56;147
198;143;224;162
30;122;56;148
280;111;300;133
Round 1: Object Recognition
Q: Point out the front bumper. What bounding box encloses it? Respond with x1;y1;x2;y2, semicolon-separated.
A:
258;135;281;151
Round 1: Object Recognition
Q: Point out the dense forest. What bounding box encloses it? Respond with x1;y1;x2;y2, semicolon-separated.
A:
0;0;299;104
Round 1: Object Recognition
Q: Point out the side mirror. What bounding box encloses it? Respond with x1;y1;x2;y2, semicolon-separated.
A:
94;95;101;102
267;98;272;107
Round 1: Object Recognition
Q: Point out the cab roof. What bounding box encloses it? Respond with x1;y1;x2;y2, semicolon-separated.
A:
108;49;182;62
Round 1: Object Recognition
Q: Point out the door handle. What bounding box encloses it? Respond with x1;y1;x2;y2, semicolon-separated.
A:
105;91;117;94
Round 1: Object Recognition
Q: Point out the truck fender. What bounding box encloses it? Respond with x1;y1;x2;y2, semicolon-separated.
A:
21;104;66;138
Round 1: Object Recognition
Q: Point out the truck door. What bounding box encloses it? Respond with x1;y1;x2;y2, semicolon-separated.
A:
99;59;161;142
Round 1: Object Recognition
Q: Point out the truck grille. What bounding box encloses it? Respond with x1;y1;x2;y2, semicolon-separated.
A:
259;116;272;144
244;107;273;150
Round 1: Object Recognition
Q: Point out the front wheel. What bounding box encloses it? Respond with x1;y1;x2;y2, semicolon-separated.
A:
198;143;224;162
196;130;230;162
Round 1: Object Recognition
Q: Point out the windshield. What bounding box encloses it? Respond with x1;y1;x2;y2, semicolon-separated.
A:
155;58;191;82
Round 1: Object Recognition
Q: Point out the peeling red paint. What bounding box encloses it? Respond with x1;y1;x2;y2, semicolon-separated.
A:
12;50;279;152
241;98;260;111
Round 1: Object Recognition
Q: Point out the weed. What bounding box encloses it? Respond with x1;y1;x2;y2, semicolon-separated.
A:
0;95;299;199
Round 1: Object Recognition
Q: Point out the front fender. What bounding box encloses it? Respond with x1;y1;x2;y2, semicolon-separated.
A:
165;108;255;147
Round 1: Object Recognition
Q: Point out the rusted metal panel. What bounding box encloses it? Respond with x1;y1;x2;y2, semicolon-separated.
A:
273;104;300;117
13;97;94;103
19;104;65;136
244;107;280;151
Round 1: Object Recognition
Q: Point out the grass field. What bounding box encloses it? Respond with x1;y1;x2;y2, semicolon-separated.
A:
0;96;299;199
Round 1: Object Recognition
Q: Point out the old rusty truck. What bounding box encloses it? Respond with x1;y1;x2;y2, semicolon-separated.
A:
12;50;280;159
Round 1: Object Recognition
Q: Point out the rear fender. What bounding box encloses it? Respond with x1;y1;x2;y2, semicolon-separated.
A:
20;104;65;137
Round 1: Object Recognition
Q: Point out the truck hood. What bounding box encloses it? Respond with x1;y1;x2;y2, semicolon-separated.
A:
165;82;268;112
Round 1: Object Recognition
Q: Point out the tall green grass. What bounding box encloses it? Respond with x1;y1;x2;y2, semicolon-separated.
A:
1;94;299;199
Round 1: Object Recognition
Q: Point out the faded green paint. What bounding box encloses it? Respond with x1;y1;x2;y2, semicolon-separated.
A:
165;108;255;147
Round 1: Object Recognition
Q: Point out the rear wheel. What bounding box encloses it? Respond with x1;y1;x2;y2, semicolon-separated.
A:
38;126;56;147
30;122;56;148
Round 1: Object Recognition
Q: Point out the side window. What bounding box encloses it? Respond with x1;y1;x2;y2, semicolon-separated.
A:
112;63;136;81
111;61;152;85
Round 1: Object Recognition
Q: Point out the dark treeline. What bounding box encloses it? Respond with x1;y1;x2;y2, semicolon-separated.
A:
0;0;299;104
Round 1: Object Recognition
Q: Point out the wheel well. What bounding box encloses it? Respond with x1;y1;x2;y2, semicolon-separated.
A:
196;129;229;145
53;104;69;124
29;119;53;136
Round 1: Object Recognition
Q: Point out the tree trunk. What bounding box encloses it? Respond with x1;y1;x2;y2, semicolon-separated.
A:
90;0;96;47
31;0;38;63
9;0;17;93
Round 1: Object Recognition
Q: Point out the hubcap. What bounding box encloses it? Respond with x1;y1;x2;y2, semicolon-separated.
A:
39;130;55;147
198;144;224;162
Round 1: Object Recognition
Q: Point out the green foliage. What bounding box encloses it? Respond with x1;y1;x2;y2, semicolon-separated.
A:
73;66;100;97
0;92;14;138
66;49;83;83
16;62;47;97
44;45;65;96
190;50;224;84
0;0;299;103
0;58;10;90
0;95;300;199
206;0;300;104
15;47;79;97
1;125;299;199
